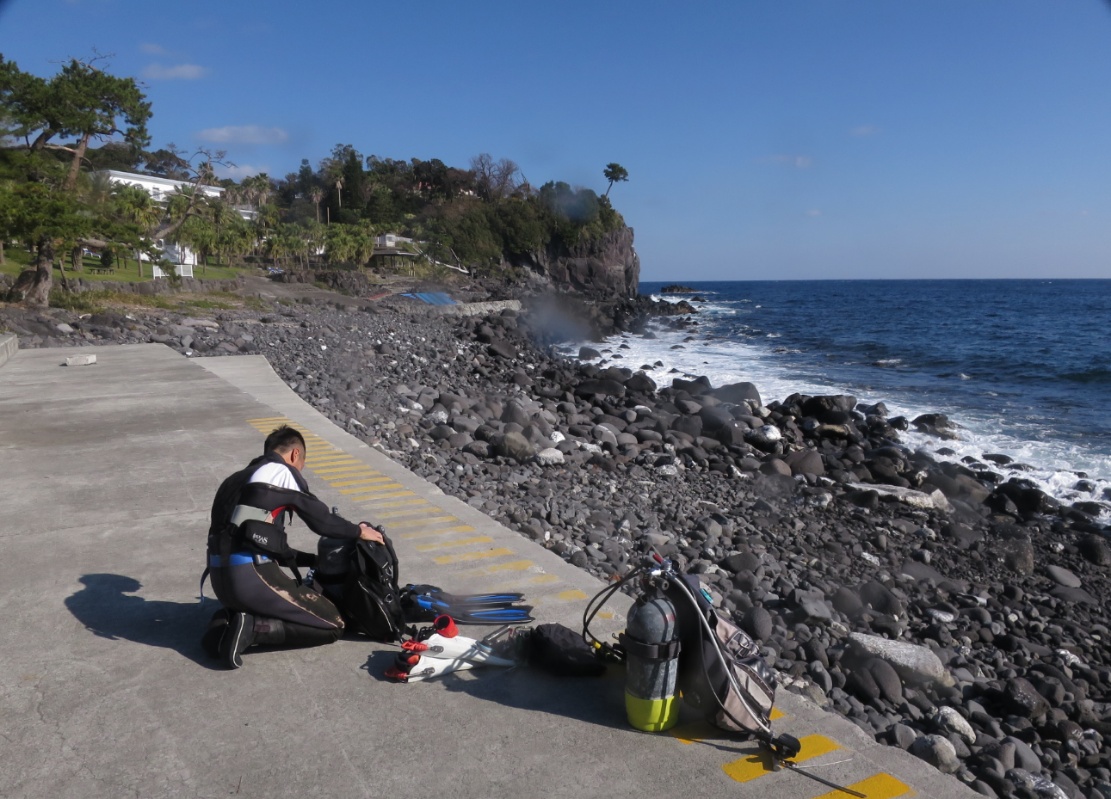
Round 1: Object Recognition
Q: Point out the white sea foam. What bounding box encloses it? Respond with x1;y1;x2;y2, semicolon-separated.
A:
572;320;1111;518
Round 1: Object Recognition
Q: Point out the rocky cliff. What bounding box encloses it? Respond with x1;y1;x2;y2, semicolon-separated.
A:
515;226;640;299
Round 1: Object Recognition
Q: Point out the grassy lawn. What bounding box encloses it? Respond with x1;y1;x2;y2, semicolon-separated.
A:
2;247;271;314
1;247;253;283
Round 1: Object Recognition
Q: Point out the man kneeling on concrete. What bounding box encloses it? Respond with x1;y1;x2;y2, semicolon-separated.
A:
204;425;383;669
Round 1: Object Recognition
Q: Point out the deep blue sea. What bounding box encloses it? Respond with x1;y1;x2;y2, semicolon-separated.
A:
575;280;1111;513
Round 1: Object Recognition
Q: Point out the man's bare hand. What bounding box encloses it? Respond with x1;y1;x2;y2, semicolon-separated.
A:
358;523;384;544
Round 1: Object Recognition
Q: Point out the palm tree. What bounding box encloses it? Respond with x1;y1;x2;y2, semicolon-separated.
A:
324;223;355;265
351;223;377;267
110;183;163;274
310;186;325;224
603;163;629;197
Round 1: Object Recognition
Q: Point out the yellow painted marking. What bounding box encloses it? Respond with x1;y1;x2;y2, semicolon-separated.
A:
433;548;515;564
326;477;393;488
305;455;357;464
386;515;458;529
353;491;417;502
399;525;477;540
374;504;438;518
312;469;377;480
524;573;560;585
415;536;493;551
340;483;404;495
377;502;437;515
770;707;785;721
309;461;364;472
812;774;913;799
482;573;559;594
722;735;842;783
556;589;589;602
478;560;534;573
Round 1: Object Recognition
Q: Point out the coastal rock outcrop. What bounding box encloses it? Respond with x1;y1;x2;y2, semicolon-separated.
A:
516;226;640;298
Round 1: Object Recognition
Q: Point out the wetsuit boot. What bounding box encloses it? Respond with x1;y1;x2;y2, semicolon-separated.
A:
220;611;256;669
201;608;230;660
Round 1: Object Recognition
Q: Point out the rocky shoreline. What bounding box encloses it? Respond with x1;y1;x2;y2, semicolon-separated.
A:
4;292;1110;799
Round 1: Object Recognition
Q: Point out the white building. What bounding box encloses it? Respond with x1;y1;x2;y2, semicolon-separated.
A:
101;170;226;278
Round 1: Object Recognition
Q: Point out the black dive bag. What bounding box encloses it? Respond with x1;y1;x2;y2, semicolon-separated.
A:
325;533;409;642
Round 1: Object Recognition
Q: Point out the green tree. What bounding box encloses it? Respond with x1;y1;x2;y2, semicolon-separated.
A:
603;162;629;197
0;56;151;304
324;223;355;265
0;56;151;192
6;182;92;305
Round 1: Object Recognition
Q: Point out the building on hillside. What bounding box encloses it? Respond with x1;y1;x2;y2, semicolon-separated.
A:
100;170;234;278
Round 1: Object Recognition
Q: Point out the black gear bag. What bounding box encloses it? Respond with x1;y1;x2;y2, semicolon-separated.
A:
330;533;409;642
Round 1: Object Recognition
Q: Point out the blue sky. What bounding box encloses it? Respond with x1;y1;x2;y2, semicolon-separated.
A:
2;0;1110;281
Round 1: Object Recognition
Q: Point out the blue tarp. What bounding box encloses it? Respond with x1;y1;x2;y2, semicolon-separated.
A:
401;292;456;306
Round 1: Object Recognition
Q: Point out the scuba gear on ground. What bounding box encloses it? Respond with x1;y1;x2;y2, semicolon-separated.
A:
660;571;776;739
384;615;524;682
583;553;776;738
620;595;681;731
526;623;607;677
403;585;525;606
401;616;516;666
584;553;864;797
399;584;533;624
386;652;478;682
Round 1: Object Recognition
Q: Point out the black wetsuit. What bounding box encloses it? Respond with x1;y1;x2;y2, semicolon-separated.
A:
207;452;361;647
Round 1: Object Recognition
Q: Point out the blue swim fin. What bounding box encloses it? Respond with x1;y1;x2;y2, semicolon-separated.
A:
403;584;525;606
401;584;532;624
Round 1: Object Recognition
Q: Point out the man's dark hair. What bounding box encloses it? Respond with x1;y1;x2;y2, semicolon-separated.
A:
264;425;307;456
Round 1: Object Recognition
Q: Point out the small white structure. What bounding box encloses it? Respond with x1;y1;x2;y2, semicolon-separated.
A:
375;233;414;249
101;170;224;277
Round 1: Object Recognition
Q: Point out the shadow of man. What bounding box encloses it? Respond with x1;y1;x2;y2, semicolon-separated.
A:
65;573;217;668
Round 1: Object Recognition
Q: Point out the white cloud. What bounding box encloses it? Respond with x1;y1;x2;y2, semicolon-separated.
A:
765;154;813;169
140;43;169;56
851;125;881;137
142;63;208;80
197;125;290;145
218;163;270;181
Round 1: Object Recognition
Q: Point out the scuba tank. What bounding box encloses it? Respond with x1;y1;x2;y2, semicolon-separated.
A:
620;592;681;732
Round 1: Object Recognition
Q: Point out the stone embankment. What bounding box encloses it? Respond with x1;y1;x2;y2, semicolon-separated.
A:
3;294;1110;799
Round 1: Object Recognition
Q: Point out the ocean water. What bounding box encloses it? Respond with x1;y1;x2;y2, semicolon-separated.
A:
568;279;1111;515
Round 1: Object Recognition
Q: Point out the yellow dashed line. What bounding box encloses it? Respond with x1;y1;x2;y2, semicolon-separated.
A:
557;589;589;601
305;456;357;465
722;734;841;783
375;508;439;522
415;536;493;551
475;560;534;573
433;548;515;564
812;774;913;799
353;491;418;502
326;477;393;488
312;469;377;480
483;573;559;594
340;483;404;495
385;515;458;529
311;462;364;473
399;525;477;540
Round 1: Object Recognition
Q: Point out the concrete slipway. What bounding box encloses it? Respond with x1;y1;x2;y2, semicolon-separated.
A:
0;337;978;799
